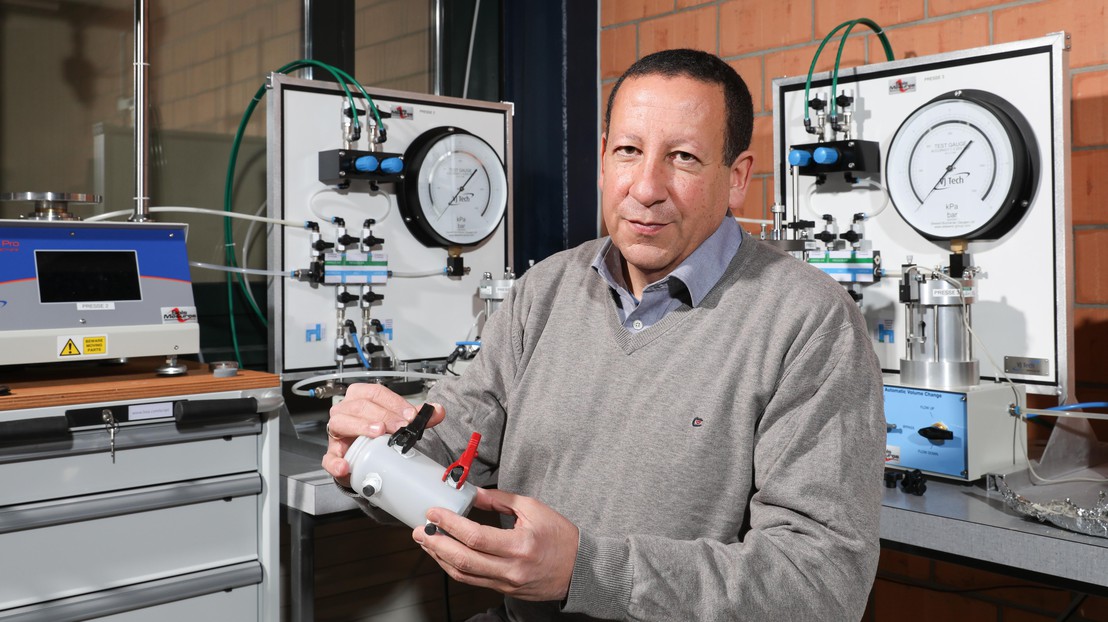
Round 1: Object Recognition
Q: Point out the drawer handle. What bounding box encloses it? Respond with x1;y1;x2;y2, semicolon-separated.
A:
0;416;70;445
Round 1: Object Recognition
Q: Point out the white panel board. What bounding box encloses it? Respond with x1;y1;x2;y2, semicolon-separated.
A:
772;35;1072;396
268;76;512;377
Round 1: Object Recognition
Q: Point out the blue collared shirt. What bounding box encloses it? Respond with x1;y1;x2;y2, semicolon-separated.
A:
590;216;744;332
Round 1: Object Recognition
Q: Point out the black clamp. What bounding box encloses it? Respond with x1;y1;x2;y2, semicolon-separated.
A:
387;403;435;455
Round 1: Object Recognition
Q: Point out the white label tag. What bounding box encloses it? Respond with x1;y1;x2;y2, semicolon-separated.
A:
129;402;173;421
77;302;115;311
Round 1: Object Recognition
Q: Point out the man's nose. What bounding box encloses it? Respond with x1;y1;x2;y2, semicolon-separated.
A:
628;156;668;207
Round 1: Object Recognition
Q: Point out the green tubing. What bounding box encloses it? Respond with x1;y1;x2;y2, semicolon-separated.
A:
221;59;385;364
804;18;894;123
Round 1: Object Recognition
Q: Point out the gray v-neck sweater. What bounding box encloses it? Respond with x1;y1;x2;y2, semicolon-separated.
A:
417;231;885;621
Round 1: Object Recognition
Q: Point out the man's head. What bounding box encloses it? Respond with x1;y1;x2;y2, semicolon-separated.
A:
600;49;755;296
604;49;754;165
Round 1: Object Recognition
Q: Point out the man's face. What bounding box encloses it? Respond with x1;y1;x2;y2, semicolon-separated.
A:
600;74;753;295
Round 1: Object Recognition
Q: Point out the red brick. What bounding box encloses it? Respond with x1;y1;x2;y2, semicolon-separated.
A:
763;39;866;112
602;0;675;27
932;561;1073;613
719;0;811;57
1075;230;1108;304
728;56;763;113
871;14;989;61
815;0;925;39
750;115;774;175
871;578;998;621
877;548;931;581
601;24;638;80
676;0;712;7
1074;71;1108;148
1072;149;1108;225
929;0;1012;16
1074;307;1108;385
639;6;718;56
995;0;1108;69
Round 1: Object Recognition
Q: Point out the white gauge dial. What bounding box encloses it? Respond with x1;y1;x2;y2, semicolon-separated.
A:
401;127;508;247
886;90;1037;240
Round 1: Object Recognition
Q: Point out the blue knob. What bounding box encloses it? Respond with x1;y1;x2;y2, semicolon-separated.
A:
380;157;404;174
813;147;839;164
354;156;379;172
788;149;812;167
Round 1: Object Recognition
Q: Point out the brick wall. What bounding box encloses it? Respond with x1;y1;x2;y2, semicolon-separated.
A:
601;1;1108;619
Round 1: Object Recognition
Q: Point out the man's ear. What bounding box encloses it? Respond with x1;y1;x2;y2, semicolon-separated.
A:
727;150;755;214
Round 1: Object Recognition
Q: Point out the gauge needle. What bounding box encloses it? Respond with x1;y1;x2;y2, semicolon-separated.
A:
448;169;479;207
919;140;973;208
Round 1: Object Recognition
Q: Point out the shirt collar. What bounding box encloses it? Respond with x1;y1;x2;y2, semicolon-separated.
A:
590;216;743;307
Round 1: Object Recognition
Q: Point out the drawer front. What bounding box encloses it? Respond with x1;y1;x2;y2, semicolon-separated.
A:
0;485;259;610
0;562;261;622
0;432;258;506
104;585;258;622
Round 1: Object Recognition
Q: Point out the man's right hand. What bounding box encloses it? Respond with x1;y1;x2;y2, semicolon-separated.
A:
321;383;445;486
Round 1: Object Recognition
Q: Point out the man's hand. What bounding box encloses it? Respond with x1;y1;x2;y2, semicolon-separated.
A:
413;488;579;602
321;383;445;486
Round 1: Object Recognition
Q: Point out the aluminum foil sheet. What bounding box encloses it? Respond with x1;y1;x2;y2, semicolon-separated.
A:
993;474;1108;539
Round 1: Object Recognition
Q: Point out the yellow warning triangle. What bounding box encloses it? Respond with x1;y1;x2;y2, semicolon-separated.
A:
60;339;81;356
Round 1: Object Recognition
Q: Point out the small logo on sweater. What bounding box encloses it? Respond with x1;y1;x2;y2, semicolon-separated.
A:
691;417;704;427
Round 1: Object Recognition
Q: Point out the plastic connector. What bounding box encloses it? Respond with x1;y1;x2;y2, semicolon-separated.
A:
442;432;482;489
788;149;812;167
388;403;435;455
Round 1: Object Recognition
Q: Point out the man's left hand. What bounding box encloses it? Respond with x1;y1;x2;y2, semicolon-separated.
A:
413;488;579;601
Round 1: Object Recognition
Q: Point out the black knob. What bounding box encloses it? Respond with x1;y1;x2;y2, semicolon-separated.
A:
839;230;861;244
337;291;358;304
918;426;954;441
312;239;334;252
884;470;903;489
814;231;836;244
900;469;927;496
363;234;385;247
363;291;384;304
337;234;359;246
336;345;357;356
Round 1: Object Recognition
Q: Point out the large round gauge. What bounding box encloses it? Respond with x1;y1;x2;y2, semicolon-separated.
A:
399;126;508;248
885;89;1038;240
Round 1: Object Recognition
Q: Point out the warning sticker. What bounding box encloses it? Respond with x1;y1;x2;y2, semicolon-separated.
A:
57;335;109;358
83;336;107;355
60;339;81;357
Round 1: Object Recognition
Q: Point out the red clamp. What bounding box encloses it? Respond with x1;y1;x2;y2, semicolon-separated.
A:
442;432;481;489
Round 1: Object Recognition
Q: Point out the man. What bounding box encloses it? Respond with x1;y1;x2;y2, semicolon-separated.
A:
324;48;885;621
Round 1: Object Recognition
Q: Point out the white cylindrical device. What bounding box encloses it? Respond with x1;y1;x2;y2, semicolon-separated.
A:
344;435;477;529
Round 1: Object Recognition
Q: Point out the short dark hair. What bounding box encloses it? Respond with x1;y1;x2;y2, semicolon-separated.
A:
604;49;754;164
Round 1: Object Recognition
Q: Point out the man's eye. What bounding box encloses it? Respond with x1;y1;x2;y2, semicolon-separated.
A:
614;146;639;156
674;151;698;163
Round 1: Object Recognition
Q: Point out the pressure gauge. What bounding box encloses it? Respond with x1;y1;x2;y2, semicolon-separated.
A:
885;89;1038;240
399;126;508;248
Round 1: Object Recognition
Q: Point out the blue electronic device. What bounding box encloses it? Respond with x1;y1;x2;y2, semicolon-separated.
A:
0;220;199;366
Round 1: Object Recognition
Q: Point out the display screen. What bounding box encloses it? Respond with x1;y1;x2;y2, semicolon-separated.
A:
36;250;142;303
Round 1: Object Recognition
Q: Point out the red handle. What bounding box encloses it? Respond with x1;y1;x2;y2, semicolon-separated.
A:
442;432;482;489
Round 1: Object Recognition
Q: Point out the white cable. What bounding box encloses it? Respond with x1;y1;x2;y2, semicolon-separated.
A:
733;216;773;225
462;0;481;99
290;370;447;397
466;309;487;342
307;187;393;225
241;200;270;312
801;179;890;221
85;206;305;227
190;260;290;277
853;178;891;219
391;269;446;278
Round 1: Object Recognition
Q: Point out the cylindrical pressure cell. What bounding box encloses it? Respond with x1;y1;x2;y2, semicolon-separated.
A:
344;435;477;529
